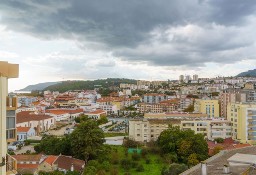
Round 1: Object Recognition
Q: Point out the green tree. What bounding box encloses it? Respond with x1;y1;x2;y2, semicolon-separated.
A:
187;153;199;166
158;126;208;164
35;135;71;155
70;120;105;160
83;166;97;175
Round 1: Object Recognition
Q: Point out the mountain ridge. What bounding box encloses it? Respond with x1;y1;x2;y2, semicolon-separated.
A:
236;69;256;77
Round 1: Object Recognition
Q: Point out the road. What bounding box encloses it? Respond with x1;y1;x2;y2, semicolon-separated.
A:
48;123;74;136
14;145;35;154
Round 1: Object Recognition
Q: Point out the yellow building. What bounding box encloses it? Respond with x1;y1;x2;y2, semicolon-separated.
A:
194;99;219;118
0;61;19;175
227;103;256;144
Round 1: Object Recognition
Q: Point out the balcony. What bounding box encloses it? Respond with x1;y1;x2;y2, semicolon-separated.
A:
6;96;18;111
6;154;17;175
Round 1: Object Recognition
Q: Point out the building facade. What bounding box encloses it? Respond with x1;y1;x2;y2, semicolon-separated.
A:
0;61;19;174
227;103;256;144
194;99;220;118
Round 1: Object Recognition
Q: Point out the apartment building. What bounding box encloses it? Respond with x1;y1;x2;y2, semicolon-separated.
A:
0;61;19;174
142;93;167;104
194;99;219;118
181;119;232;140
129;113;209;142
137;99;179;113
227;103;256;144
129;118;181;142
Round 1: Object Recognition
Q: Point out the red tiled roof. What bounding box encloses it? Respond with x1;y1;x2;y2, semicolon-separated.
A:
16;112;53;124
88;109;106;115
53;155;85;171
17;127;31;132
17;164;39;169
45;109;83;115
44;156;58;165
12;154;42;162
207;138;252;155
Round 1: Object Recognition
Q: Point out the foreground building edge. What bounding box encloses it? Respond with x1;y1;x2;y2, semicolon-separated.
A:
0;61;19;175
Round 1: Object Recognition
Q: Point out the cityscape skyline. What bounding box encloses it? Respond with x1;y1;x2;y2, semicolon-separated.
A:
1;1;256;91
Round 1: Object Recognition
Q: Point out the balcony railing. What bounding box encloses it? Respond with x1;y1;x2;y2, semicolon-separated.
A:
6;154;17;174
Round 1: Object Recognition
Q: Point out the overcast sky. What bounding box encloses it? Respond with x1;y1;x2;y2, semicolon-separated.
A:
1;0;256;91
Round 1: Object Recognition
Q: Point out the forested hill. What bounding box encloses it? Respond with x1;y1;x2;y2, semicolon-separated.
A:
236;69;256;77
20;82;60;91
43;78;137;92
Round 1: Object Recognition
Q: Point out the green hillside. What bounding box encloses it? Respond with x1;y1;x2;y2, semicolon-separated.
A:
43;78;137;92
236;69;256;77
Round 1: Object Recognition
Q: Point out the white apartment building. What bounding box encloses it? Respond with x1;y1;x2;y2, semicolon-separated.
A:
129;119;180;142
129;117;231;142
181;119;232;141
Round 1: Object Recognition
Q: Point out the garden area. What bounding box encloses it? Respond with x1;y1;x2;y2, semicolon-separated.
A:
85;146;167;175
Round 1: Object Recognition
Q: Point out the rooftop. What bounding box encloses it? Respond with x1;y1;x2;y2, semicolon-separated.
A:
183;146;256;175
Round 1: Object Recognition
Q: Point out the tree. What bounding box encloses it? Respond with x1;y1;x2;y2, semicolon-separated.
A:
83;166;97;175
35;135;71;155
97;116;108;125
70;120;105;160
157;125;208;164
183;104;194;112
212;146;223;155
187;153;199;166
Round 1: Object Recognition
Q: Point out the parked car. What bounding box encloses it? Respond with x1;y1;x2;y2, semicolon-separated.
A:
64;128;74;135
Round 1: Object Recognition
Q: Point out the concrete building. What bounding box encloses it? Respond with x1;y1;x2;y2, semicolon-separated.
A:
179;75;184;82
194;99;220;118
181;119;232;140
0;61;19;174
227;103;256;144
193;74;199;81
129;112;209;142
129;118;181;142
142;93;167;104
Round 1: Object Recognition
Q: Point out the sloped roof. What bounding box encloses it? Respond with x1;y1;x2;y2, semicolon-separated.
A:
53;155;85;172
17;127;31;132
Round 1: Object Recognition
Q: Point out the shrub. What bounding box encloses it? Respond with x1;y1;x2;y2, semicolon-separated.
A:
131;161;137;168
111;152;119;165
136;164;144;172
145;159;151;164
121;159;132;170
110;167;118;175
141;149;148;158
131;153;140;161
214;138;224;143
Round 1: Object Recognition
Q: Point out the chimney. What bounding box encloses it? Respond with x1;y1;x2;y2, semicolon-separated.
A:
71;163;74;171
201;162;207;175
223;164;230;174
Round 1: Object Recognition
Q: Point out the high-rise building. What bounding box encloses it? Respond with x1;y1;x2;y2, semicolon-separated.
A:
179;75;184;82
0;61;19;174
227;103;256;144
192;74;198;81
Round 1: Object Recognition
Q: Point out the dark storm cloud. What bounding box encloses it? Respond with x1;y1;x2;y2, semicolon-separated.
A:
0;0;255;67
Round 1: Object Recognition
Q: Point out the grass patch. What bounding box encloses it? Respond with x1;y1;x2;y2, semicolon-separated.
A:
107;145;166;175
